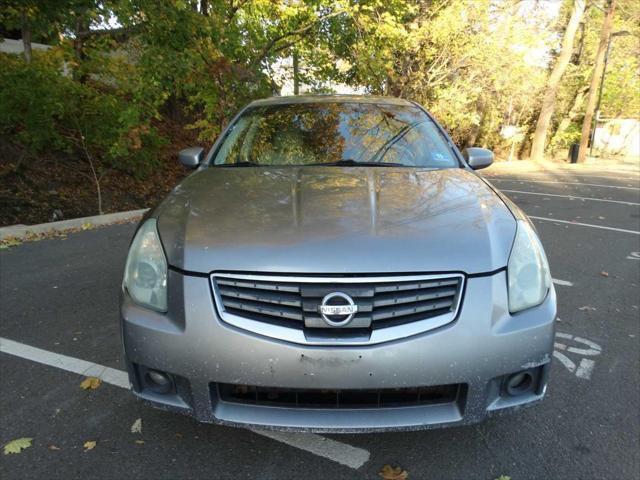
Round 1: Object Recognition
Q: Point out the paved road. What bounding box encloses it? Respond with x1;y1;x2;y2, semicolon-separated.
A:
1;164;639;479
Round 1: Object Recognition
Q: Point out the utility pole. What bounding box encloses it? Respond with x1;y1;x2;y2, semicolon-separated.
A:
589;30;629;155
577;0;616;163
588;36;612;156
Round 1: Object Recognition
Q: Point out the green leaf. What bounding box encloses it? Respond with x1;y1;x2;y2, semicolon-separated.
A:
3;438;33;455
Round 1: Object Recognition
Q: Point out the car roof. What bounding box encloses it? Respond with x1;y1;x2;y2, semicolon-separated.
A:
248;95;416;108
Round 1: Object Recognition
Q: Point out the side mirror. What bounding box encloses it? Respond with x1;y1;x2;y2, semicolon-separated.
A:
178;147;204;169
462;147;494;170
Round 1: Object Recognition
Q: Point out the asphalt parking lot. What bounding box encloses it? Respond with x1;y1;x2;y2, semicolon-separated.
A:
1;163;639;480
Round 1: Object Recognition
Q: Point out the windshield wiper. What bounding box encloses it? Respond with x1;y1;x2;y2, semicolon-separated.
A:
309;159;407;167
216;161;262;167
216;160;409;168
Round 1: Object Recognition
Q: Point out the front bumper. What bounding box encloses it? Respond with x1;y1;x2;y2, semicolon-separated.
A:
121;270;556;433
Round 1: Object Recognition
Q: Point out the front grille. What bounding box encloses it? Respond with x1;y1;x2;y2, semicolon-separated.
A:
216;383;465;409
212;273;463;332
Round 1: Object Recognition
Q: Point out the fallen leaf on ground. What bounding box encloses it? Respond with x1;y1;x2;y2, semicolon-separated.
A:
131;418;142;434
495;476;511;480
578;305;597;311
379;464;409;480
48;445;60;451
81;222;93;230
135;440;145;445
83;441;96;451
3;438;33;455
80;377;102;390
175;433;183;439
0;237;23;250
600;271;609;277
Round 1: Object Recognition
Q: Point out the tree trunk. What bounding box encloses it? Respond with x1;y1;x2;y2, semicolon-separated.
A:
21;8;32;63
73;13;91;82
293;49;299;95
529;0;586;161
551;85;588;145
577;0;616;163
465;98;486;147
200;0;209;16
572;21;585;65
166;93;181;122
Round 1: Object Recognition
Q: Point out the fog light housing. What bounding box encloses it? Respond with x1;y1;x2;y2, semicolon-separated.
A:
505;371;534;396
144;369;174;394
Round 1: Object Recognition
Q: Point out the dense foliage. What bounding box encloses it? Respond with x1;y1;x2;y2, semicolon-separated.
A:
0;0;638;223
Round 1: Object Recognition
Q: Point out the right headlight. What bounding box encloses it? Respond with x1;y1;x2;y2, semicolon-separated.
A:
507;220;551;313
123;218;168;312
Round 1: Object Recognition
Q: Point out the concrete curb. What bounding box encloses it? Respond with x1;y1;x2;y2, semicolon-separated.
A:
0;209;149;241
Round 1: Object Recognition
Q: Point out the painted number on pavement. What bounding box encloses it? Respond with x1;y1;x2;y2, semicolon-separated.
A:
554;332;602;380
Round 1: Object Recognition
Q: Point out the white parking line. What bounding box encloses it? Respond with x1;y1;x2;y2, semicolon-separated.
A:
489;173;640;182
500;189;640;206
552;278;573;286
252;430;370;470
530;216;640;235
0;337;370;470
0;337;130;388
490;179;640;190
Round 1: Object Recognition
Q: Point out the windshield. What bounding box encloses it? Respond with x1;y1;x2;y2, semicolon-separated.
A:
211;102;459;168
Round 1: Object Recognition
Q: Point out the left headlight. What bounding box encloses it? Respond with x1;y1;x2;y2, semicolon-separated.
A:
123;218;168;312
507;220;551;313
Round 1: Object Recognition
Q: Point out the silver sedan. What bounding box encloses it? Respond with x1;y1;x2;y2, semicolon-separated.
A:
120;95;556;432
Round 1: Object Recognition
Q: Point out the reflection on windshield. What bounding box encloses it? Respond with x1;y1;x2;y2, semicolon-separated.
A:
212;102;458;168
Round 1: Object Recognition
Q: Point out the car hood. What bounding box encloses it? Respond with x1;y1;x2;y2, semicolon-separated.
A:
155;167;516;275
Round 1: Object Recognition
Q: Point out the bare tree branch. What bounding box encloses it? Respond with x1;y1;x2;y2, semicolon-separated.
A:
75;24;145;40
71;120;103;215
250;10;345;67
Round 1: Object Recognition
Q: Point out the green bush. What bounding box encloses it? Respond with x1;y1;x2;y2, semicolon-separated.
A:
0;53;163;177
549;123;582;153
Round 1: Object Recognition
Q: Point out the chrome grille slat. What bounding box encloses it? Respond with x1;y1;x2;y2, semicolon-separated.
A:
222;298;304;321
299;285;376;298
219;286;302;308
212;273;464;340
374;279;459;293
371;299;454;321
216;278;300;293
372;286;457;308
303;314;372;329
